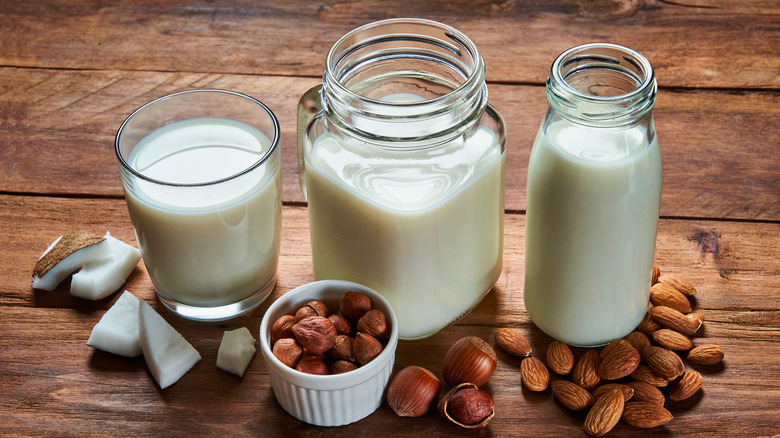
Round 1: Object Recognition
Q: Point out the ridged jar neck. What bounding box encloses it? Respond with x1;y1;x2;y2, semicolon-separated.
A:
547;43;657;127
321;18;487;147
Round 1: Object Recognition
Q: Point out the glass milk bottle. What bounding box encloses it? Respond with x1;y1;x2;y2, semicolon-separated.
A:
298;18;506;340
524;43;662;347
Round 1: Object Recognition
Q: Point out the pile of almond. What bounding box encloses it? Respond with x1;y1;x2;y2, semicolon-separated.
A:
270;291;389;375
497;267;724;436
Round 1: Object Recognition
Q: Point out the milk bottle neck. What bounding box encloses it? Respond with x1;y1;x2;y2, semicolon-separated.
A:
320;18;488;148
546;43;657;128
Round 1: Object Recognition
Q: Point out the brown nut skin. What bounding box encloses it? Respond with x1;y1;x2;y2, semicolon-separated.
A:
272;338;303;369
387;366;441;417
495;328;532;357
292;316;337;355
356;309;388;338
328;313;353;337
329;360;358;375
353;332;383;365
294;353;328;375
325;335;355;362
438;383;495;429
339;291;372;320
294;300;329;323
270;314;296;344
442;336;497;388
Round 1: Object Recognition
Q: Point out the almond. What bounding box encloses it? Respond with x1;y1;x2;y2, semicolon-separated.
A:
624;331;651;361
573;349;601;391
652;329;694;351
547;341;574;375
621;401;673;428
583;388;624;437
520;357;550;392
686;312;705;333
637;311;662;335
686;344;724;365
630;365;669;387
598;339;640;380
644;346;685;381
669;370;703;401
626;380;665;405
592;383;633;402
649;306;698;336
651;265;661;285
659;273;696;296
494;328;532;357
650;283;692;314
551;380;595;412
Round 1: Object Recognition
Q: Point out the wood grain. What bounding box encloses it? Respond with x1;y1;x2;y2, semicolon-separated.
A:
1;1;778;436
1;69;778;221
0;1;778;89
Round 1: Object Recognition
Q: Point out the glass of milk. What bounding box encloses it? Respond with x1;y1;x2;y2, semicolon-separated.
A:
115;90;282;321
298;19;507;340
524;44;662;346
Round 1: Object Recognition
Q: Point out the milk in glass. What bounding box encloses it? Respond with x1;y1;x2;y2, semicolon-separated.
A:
125;118;281;307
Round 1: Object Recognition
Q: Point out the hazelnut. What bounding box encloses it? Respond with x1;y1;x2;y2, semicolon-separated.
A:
339;291;372;320
292;316;337;355
387;366;441;417
356;309;388;338
328;313;353;336
295;300;329;322
353;332;383;365
272;338;302;368
294;353;328;375
442;336;497;388
325;335;355;362
329;360;358;375
270;314;296;344
437;383;494;429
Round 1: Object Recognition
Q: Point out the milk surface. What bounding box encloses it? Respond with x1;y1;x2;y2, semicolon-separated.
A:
305;125;505;340
125;118;281;307
524;120;661;346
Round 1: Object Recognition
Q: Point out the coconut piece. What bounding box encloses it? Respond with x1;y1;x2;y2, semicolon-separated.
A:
216;327;256;377
70;235;142;300
138;298;201;389
32;230;113;291
86;290;142;357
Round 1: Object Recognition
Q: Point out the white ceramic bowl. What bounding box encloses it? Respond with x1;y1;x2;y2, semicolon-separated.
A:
259;280;398;427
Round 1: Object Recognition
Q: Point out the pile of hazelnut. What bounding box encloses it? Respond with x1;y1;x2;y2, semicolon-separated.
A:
386;336;497;429
270;291;389;375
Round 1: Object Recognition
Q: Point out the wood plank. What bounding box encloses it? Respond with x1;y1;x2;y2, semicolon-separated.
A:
3;195;778;314
0;1;778;89
0;304;777;436
1;69;778;221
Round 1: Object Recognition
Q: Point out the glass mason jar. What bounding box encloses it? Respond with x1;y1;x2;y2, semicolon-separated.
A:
298;18;506;340
524;43;662;347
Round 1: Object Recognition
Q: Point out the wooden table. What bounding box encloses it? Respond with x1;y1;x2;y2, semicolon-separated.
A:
1;1;778;436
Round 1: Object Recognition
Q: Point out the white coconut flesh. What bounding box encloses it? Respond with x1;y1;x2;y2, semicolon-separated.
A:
86;290;142;357
138;298;201;389
216;327;256;377
71;235;142;300
32;230;113;291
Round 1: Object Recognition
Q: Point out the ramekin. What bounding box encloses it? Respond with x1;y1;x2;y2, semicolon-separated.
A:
259;280;398;426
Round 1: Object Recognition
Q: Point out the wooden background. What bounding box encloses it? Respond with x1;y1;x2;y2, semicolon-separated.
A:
1;1;778;436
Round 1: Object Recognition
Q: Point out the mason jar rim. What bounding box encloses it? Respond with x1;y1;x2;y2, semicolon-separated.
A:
324;18;485;108
115;89;280;188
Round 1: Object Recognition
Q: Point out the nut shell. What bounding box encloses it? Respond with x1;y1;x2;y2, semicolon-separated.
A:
339;291;372;320
353;332;383;365
292;316;337;355
437;383;495;429
442;336;497;388
387;366;441;417
494;328;532;357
